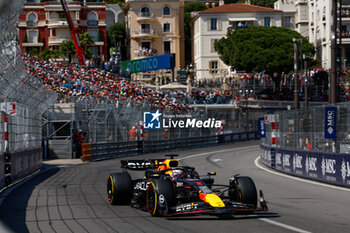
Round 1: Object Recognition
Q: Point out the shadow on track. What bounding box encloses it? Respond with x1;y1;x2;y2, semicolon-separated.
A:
166;212;280;221
0;167;60;233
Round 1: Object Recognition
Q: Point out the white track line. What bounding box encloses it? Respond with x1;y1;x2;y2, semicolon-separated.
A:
259;218;312;233
179;145;259;160
255;157;350;192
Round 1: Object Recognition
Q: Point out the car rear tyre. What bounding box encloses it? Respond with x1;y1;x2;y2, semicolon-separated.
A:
236;176;257;208
107;172;133;205
146;178;175;216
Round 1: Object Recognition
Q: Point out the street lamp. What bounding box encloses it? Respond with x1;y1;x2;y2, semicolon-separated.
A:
293;38;302;109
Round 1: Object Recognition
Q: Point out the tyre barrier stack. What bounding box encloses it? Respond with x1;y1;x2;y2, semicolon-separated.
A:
81;132;258;161
260;144;350;188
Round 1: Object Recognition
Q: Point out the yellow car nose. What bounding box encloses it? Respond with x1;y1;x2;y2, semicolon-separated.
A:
200;193;225;207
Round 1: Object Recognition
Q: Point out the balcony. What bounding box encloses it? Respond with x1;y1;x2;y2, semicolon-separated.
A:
136;13;154;22
87;20;98;27
134;48;157;58
48;36;71;45
131;29;157;39
48;19;78;28
27;21;38;27
22;42;43;47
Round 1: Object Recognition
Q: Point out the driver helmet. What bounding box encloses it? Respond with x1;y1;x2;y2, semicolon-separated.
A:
169;169;184;180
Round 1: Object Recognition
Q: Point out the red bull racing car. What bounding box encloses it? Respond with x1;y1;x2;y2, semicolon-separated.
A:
107;154;268;217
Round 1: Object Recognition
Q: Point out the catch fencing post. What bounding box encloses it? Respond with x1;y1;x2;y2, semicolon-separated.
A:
3;111;11;185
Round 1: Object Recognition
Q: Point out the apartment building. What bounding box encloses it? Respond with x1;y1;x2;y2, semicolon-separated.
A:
192;3;283;80
124;0;185;80
18;0;107;59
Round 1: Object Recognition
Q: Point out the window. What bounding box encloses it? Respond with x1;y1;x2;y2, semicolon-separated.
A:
88;30;99;42
209;61;218;74
210;18;217;30
284;16;291;28
89;47;99;56
141;41;151;49
27;30;38;43
164;41;171;54
140;7;150;17
87;12;98;26
141;24;150;33
163;6;171;16
27;13;37;27
163;23;170;32
211;39;218;52
264;17;271;26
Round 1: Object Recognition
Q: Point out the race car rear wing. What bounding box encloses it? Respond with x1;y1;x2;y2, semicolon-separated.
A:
121;157;179;171
121;160;155;170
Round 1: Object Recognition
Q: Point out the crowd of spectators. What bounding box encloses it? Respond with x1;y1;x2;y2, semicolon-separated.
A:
134;47;157;57
23;53;336;107
23;54;190;111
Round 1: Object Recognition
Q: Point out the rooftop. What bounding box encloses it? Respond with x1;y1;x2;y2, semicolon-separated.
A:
200;3;282;14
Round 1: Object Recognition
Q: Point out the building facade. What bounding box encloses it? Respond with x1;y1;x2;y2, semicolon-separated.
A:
106;4;125;29
192;3;283;80
124;0;185;81
274;0;298;34
18;0;107;60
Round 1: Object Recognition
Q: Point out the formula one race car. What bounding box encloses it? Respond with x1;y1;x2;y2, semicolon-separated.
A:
106;155;268;217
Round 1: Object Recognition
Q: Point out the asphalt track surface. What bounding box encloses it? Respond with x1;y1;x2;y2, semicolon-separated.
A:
0;141;349;233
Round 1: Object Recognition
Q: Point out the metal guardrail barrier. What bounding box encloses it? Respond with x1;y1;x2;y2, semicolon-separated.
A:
81;132;258;161
260;144;350;188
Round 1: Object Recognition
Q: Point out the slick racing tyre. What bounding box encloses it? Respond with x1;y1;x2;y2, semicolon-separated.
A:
107;172;133;205
146;178;175;216
236;176;258;208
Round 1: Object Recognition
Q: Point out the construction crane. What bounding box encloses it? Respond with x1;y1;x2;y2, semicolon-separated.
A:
59;0;85;65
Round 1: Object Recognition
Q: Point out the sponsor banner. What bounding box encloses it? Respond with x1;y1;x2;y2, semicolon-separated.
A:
260;145;350;187
0;102;17;115
120;54;172;74
257;117;266;138
324;106;337;139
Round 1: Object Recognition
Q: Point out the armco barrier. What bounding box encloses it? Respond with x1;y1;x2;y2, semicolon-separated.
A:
83;132;257;161
260;144;350;188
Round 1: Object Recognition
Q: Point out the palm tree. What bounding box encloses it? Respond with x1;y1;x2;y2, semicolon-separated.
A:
79;32;94;59
60;40;76;63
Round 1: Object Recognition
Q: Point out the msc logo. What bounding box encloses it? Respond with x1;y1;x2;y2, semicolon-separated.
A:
143;110;162;129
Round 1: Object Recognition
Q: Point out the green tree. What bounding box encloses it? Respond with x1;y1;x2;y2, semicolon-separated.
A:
105;0;125;7
51;49;61;61
107;22;126;59
250;0;276;8
79;31;95;59
224;0;276;8
184;2;208;65
60;40;76;63
215;26;315;94
38;48;53;60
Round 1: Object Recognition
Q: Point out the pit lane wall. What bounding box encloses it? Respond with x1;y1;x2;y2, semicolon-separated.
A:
260;144;350;188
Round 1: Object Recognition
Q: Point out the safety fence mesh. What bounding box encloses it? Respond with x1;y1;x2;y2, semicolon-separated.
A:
261;102;350;154
0;0;58;188
0;0;57;153
46;96;259;144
